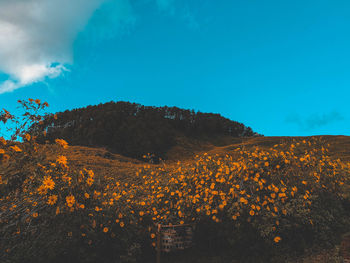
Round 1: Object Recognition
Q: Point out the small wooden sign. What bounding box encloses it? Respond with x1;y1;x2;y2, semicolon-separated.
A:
156;223;194;263
156;223;195;263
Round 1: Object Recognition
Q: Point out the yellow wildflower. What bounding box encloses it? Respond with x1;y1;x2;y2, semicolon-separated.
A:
55;139;68;148
25;134;31;141
0;137;6;145
47;195;58;205
10;145;22;152
43;176;55;190
66;195;75;207
274;236;281;243
56;155;67;166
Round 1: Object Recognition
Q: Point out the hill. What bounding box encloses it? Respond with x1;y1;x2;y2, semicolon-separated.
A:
2;99;350;263
59;135;350;178
29;101;260;162
2;130;350;263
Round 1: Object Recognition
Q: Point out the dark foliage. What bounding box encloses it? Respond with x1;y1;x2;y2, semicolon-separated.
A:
29;101;258;160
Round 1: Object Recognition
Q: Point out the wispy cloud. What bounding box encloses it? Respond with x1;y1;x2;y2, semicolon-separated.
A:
285;111;344;130
85;0;136;43
0;0;107;94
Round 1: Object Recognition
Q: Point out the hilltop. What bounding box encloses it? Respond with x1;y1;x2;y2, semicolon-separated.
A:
29;101;260;162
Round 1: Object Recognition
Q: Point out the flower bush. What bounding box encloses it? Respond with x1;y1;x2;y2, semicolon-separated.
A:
1;99;350;263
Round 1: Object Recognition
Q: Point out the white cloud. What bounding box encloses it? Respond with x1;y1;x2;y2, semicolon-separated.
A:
0;0;107;94
0;0;196;94
0;80;20;94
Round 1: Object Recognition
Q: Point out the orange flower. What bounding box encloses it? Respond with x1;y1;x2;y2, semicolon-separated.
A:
24;134;31;141
66;195;75;207
56;155;68;166
87;170;94;178
32;212;38;218
0;137;6;145
37;184;48;195
103;227;109;233
86;177;94;186
55;139;68;149
274;236;281;243
47;195;58;205
240;197;248;204
43;176;55;190
10;145;22;152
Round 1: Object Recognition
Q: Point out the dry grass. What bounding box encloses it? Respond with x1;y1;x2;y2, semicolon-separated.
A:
56;135;350;179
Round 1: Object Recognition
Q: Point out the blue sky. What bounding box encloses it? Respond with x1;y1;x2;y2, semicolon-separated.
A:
1;0;350;136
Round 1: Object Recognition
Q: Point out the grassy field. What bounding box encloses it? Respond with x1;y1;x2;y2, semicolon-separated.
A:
61;135;350;173
2;134;350;263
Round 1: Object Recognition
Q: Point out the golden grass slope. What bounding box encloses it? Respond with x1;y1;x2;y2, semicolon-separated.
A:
62;135;350;172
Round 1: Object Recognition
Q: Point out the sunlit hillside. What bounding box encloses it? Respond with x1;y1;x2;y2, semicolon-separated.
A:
62;135;350;174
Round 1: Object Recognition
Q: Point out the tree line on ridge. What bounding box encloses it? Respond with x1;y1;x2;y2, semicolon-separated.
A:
29;101;260;161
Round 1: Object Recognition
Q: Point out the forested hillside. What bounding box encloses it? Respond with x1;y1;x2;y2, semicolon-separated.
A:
30;101;259;161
